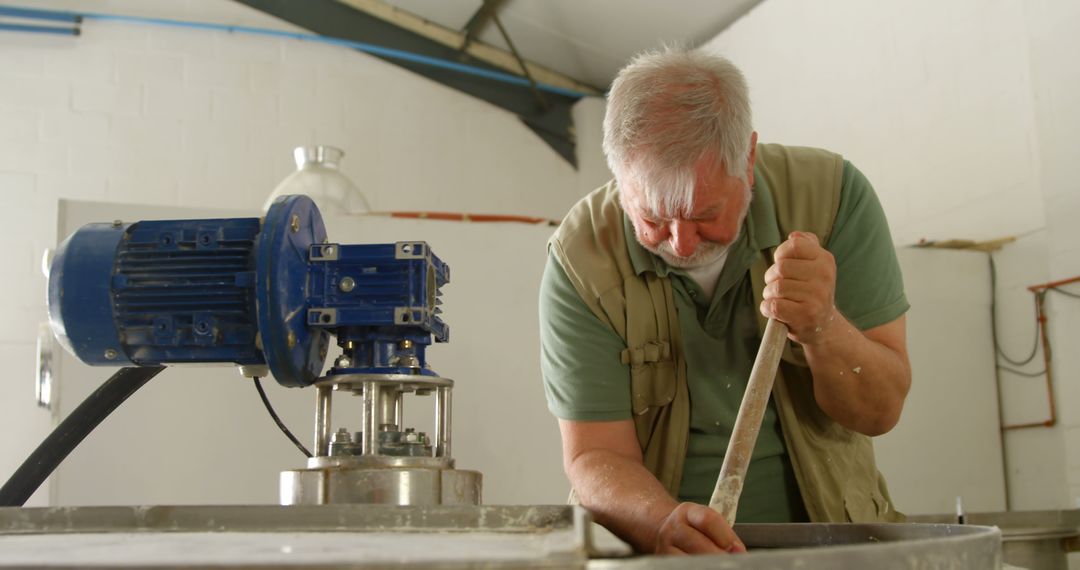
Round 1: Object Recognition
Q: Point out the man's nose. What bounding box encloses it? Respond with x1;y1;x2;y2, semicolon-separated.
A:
669;220;700;257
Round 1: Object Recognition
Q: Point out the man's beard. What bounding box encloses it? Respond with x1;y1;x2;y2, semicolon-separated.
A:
647;239;731;269
641;188;753;270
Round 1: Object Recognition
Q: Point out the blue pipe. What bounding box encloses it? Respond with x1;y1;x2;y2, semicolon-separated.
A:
0;22;78;36
0;6;80;23
0;4;594;99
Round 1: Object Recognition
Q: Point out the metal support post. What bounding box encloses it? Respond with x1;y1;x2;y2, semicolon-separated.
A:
435;386;452;458
314;385;332;457
362;381;378;455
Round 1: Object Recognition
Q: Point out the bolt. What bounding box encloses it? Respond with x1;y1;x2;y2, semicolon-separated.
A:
335;355;352;368
399;339;413;350
290;214;300;233
103;348;118;360
339;277;356;292
324;245;335;257
331;427;352;444
404;432;418;443
111;220;123;228
287;331;296;348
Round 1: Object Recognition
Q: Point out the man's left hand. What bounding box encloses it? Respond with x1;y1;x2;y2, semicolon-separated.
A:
760;231;837;346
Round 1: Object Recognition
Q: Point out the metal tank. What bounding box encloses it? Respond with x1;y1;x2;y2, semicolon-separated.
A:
592;523;1003;570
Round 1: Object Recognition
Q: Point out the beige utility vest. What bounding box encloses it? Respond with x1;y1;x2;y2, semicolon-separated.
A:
550;143;902;523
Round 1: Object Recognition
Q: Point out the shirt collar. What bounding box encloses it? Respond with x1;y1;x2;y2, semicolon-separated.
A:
622;163;783;277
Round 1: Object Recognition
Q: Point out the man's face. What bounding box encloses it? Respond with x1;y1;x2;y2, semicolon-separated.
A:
622;153;754;269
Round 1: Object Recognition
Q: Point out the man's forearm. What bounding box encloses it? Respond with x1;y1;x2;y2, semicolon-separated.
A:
567;448;678;552
802;309;911;436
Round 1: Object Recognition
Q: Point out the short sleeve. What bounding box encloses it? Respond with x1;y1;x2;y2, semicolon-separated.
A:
538;250;632;421
827;162;910;330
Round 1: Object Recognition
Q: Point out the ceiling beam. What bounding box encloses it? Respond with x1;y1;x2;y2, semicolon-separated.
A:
461;0;504;49
234;0;586;166
334;0;601;96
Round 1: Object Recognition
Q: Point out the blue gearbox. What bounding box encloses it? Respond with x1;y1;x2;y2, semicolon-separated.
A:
47;195;448;387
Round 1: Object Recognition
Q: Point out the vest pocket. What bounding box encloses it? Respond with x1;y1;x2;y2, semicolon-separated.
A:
842;487;886;522
625;351;677;415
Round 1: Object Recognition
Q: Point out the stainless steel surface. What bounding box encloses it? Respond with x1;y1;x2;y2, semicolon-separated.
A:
35;322;54;410
1001;528;1075;570
308;455;453;470
237;364;270;378
294;145;343;170
290;372;476;506
324;373;455;391
283;465;482;506
909;509;1080;570
590;523;1003;570
379;385;399;431
312;374;455;460
314;384;332;457
396;390;405;429
263;145;370;215
362;378;378;455
0;504;587;569
436;385;450;457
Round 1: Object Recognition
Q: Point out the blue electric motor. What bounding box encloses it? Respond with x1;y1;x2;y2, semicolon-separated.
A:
47;195;448;387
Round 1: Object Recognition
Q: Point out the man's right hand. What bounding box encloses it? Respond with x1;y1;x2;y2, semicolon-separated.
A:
559;419;747;555
654;502;746;555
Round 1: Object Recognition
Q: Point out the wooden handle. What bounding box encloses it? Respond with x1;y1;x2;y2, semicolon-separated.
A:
708;318;789;524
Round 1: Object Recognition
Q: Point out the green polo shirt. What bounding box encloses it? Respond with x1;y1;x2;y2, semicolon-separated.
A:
539;161;908;522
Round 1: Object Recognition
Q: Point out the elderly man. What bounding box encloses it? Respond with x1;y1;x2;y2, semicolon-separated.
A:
539;48;911;555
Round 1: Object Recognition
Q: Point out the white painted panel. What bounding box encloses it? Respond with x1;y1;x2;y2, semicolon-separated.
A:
52;199;566;506
874;247;1006;515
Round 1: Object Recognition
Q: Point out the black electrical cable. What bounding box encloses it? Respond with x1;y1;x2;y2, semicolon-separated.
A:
0;366;164;507
253;377;312;458
989;255;1041;367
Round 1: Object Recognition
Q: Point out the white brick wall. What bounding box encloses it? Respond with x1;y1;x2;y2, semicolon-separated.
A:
0;0;607;505
705;0;1080;512
1025;1;1080;514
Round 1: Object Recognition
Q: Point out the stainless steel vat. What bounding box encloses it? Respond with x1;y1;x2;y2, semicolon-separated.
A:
590;522;1002;569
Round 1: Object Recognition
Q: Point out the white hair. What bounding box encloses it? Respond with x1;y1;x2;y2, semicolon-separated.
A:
603;47;753;218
